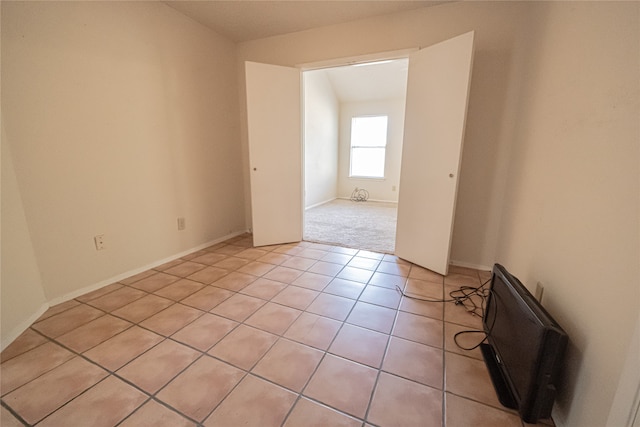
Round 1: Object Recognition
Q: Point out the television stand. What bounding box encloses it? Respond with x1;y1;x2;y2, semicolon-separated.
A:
480;343;518;410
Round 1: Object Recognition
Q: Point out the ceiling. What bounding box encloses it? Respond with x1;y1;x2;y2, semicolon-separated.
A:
165;1;424;102
165;1;448;43
319;58;409;103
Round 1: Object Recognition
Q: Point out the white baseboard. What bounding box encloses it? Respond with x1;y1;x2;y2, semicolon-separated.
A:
47;230;247;307
2;230;247;351
449;259;492;272
336;197;398;204
305;197;337;210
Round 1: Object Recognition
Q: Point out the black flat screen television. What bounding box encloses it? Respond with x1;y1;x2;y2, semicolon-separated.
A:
481;264;568;423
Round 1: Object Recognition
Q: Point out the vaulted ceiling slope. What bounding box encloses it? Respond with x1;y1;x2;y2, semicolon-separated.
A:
165;1;449;43
320;58;409;102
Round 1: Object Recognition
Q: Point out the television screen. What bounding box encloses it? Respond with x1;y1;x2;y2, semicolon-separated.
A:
482;264;567;423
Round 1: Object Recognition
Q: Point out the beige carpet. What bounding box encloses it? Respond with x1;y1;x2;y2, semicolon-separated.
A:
303;199;397;253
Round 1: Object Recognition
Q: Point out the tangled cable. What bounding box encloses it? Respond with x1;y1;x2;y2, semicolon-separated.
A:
395;278;494;350
350;188;369;202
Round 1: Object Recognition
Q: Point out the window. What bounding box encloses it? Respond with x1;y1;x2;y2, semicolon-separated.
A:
349;115;388;178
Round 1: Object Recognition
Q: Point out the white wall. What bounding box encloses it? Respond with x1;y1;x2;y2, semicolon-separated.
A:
303;70;339;208
494;3;639;426
1;1;245;343
337;99;405;202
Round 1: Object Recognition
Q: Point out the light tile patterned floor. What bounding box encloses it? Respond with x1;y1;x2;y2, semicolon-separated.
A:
1;235;554;426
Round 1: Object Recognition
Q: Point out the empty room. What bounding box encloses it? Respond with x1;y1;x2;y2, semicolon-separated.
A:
2;2;638;427
303;58;407;253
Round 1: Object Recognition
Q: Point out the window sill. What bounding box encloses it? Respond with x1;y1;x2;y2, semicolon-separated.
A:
348;176;386;182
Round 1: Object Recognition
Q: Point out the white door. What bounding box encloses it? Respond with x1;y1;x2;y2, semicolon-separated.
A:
245;61;302;247
395;31;475;275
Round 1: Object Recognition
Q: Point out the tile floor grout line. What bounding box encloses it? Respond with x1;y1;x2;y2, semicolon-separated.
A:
169;316;242;353
285;392;369;426
112;396;154;427
117;243;258;425
295;303;356;390
2;327;75;394
377;365;446;391
441;272;448;427
295;353;368;424
361;284;406;424
0;392;30;426
197;371;270;426
3;305;129;382
7;337;113;416
266;276;362;426
34;374;115;425
125;303;206;339
0;328;53;365
294;276;381;424
28;324;161;395
31;301;112;334
367;358;392;413
279;393;304;427
363;368;384;427
4;236;524;427
30;306;228;426
445;389;525;416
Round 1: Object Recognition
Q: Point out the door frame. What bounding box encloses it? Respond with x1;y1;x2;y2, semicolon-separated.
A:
247;40;472;266
298;48;418;72
298;48;416;243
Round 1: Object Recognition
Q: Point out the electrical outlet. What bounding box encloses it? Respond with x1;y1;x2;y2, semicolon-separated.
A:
392;185;397;191
177;217;186;231
535;282;545;303
94;234;105;251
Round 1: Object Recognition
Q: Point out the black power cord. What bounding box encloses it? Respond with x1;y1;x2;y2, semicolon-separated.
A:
452;291;498;351
395;277;494;350
350;188;369;202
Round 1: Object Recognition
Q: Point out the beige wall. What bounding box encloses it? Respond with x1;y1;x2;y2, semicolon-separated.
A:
1;1;245;343
494;3;640;426
1;121;48;348
238;0;530;269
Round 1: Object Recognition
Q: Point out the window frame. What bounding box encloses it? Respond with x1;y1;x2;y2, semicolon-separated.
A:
348;115;389;179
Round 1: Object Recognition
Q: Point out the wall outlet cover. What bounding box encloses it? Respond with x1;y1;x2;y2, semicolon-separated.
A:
94;235;105;250
535;282;545;303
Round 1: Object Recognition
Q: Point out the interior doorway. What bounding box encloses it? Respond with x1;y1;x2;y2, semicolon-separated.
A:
246;31;475;274
302;58;409;253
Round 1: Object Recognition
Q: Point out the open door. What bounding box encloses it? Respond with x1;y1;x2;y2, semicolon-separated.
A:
395;31;475;275
245;61;302;247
